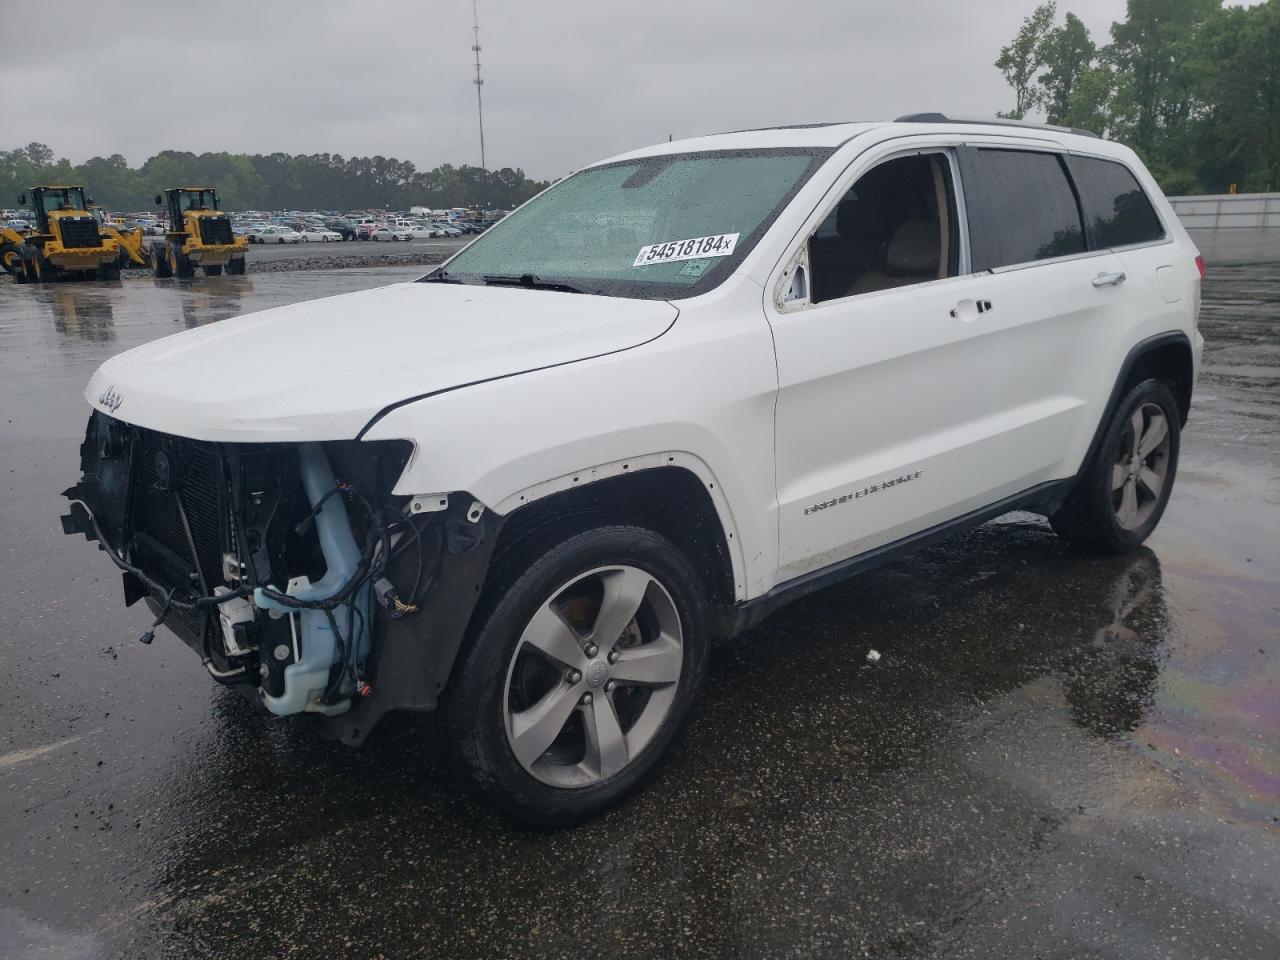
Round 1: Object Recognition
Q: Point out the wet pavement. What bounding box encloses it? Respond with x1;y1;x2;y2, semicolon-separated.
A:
0;265;1277;959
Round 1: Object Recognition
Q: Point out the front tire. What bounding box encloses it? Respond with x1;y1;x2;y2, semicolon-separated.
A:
441;525;710;826
1051;378;1180;552
30;251;53;283
168;243;195;279
150;244;172;278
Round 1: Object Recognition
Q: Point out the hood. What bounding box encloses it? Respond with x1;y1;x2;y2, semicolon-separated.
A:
85;281;678;442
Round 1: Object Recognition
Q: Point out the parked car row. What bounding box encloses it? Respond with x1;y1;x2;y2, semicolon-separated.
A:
236;214;493;244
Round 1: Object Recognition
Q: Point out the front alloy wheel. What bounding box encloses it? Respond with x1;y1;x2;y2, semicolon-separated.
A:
503;565;683;788
442;525;710;826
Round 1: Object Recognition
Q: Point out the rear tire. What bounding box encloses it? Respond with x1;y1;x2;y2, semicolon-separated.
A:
0;242;22;277
441;525;710;826
1050;378;1180;553
226;257;246;276
97;261;121;281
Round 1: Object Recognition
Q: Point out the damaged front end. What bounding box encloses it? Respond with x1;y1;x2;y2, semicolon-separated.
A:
61;411;500;743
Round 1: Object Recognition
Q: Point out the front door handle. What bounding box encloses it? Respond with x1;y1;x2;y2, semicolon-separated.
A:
949;299;993;319
1092;271;1127;287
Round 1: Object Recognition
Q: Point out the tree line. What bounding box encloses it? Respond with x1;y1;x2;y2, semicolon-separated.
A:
0;143;551;212
996;0;1279;194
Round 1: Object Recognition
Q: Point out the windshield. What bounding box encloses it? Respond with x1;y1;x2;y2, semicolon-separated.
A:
179;190;218;212
40;188;86;215
429;148;830;299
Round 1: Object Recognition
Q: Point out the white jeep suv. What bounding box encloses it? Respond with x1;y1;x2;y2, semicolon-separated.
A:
63;115;1203;824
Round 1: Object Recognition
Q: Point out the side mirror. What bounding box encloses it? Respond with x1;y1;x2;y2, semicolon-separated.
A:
86;197;94;206
154;195;163;205
17;194;26;205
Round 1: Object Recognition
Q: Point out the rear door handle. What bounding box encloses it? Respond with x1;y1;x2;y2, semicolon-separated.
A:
1092;271;1127;287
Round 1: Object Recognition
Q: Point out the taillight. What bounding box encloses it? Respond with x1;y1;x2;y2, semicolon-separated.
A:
1195;254;1206;280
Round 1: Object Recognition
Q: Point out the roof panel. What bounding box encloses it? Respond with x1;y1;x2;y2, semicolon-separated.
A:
587;119;1114;169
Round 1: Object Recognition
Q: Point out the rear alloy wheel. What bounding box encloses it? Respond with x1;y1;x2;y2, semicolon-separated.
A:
442;526;709;825
1111;402;1172;532
1051;378;1180;552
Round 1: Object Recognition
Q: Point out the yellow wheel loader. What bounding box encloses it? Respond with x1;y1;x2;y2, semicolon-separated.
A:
8;186;123;283
151;187;248;278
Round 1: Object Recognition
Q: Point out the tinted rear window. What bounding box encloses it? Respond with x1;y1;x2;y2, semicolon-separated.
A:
960;149;1085;271
1065;155;1165;249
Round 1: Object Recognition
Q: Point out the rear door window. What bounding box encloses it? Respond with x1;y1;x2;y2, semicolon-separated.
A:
959;149;1085;271
1064;155;1165;249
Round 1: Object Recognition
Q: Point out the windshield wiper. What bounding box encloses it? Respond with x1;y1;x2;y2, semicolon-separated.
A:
418;268;461;283
481;273;585;294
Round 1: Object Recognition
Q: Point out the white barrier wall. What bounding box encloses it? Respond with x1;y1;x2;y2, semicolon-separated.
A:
1166;193;1280;264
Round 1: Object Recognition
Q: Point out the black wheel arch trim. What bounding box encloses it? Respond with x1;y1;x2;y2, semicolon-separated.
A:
1075;330;1193;482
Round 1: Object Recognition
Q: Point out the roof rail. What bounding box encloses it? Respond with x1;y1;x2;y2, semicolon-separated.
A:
894;112;1101;140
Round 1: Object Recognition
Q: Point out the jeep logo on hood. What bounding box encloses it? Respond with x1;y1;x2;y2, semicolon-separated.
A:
98;385;124;413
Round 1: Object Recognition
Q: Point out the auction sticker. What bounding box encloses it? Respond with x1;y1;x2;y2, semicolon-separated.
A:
634;232;739;267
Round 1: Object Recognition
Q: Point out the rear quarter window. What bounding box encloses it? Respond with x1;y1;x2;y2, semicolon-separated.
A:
1065;155;1165;248
959;148;1085;271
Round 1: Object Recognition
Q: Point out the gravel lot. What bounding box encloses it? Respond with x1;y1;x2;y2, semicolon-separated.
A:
0;263;1276;959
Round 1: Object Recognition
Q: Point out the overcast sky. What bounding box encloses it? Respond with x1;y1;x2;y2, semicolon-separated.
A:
4;0;1135;181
